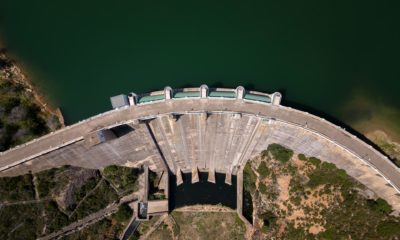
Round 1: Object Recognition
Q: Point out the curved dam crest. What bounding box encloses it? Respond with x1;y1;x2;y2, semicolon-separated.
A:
0;85;399;213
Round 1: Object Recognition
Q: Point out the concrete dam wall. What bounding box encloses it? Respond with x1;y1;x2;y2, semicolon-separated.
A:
0;86;400;212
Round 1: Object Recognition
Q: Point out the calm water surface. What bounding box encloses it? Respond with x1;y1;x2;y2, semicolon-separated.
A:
169;172;236;209
0;1;399;130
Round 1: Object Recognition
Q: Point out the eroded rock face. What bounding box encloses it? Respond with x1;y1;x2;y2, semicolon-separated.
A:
54;167;100;211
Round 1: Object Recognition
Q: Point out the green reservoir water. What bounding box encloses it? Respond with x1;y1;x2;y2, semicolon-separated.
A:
1;0;400;134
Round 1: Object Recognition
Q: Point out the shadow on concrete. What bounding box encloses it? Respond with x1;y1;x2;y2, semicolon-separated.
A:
109;124;134;137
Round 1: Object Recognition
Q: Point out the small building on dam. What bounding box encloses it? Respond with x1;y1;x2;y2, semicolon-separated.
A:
0;85;400;215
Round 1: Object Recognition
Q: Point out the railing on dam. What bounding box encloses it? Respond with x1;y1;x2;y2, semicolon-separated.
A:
113;85;281;108
138;94;165;104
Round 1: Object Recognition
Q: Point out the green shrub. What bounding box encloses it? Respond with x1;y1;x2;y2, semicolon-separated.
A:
267;143;293;163
377;221;400;237
319;228;339;240
103;165;118;175
257;162;270;178
0;203;42;240
72;181;118;220
261;150;269;159
307;160;353;190
259;182;268;194
243;162;257;193
287;163;297;176
308;157;321;167
0;174;35;201
0;78;53;151
259;211;277;230
298;154;307;161
114;203;133;222
103;165;139;193
73;176;101;205
43;201;69;234
35;168;59;198
367;198;392;214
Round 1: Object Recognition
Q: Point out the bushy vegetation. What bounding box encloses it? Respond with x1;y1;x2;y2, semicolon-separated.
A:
35;166;70;198
307;160;354;191
298;153;307;161
0;79;50;151
114;203;133;223
259;211;278;232
42;201;69;234
267;143;294;163
0;173;34;202
243;162;257;193
0;52;63;151
36;168;58;198
103;165;139;193
67;210;165;240
149;170;166;200
0;165;130;238
244;145;400;239
257;161;270;177
243;162;256;223
368;198;393;214
377;221;400;238
62;217;125;240
308;157;322;167
70;176;101;210
0;193;70;238
0;203;43;240
71;180;118;221
259;182;268;194
315;192;400;239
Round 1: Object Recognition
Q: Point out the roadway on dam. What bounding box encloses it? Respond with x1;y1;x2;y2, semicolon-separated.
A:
1;99;400;194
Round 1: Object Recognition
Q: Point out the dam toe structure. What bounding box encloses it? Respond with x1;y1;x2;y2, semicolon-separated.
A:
1;85;400;214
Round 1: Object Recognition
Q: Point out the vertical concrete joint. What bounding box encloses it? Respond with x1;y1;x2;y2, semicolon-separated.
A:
164;86;173;100
192;167;199;184
225;172;232;185
200;84;209;99
208;169;216;183
176;167;183;186
235;86;245;99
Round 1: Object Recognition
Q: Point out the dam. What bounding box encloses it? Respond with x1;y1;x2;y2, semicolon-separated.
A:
0;85;400;214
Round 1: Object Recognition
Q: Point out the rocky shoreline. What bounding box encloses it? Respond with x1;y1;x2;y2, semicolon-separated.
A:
366;130;400;167
0;49;64;127
0;50;64;151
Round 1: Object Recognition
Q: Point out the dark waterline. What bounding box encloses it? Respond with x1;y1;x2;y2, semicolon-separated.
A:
0;0;399;127
169;172;236;210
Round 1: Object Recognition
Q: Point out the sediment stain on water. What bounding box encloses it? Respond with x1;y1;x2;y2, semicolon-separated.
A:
0;0;399;133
